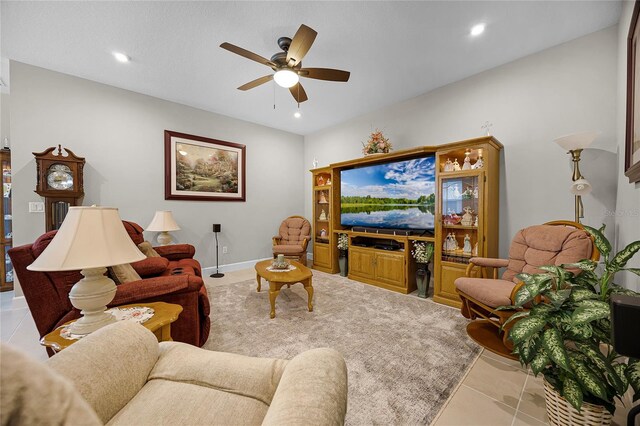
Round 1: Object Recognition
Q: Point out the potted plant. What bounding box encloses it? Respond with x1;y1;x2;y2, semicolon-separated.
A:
337;233;349;277
362;129;392;155
411;241;434;298
505;225;640;425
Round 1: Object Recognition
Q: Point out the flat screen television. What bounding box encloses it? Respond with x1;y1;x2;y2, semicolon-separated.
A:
340;156;436;231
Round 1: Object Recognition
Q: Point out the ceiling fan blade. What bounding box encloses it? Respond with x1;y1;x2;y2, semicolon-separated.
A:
289;83;308;103
286;24;317;67
220;42;275;68
237;75;273;91
299;68;350;82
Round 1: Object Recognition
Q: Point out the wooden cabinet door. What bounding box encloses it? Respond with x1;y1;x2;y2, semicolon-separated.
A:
374;252;406;288
349;247;375;279
437;262;466;306
313;243;331;268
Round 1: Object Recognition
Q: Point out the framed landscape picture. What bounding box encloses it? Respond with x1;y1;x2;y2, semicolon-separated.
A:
164;130;246;201
626;0;640;183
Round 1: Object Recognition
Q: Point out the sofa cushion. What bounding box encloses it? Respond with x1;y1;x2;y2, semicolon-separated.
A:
278;217;311;245
1;343;101;426
455;277;515;308
131;257;170;277
109;263;142;284
137;241;161;258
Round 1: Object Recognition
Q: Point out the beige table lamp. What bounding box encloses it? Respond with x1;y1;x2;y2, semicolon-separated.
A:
27;206;146;335
146;210;180;245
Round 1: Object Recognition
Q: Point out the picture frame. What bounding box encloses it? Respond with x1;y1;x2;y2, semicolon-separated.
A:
164;130;246;201
625;0;640;184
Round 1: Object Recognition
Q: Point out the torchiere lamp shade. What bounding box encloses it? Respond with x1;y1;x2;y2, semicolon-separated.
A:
28;206;145;271
146;211;181;232
554;131;599;151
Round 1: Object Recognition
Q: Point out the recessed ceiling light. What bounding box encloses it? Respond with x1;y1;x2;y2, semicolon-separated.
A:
294;111;302;118
113;52;130;63
470;24;485;37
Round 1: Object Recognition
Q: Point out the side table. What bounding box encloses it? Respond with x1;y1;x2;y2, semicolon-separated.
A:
41;302;183;353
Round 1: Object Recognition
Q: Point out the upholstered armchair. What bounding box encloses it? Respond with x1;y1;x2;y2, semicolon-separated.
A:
2;321;348;425
8;221;210;354
272;216;312;266
454;221;598;359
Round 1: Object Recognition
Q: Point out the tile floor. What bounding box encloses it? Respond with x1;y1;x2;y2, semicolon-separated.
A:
1;270;636;425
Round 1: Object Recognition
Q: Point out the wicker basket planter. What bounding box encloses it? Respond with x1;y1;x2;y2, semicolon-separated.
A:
544;380;612;426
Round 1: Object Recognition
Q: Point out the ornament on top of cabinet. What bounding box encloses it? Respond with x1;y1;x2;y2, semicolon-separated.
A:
461;207;474;227
317;175;325;186
463;234;472;254
312;158;319;169
443;158;453;172
319;209;327;221
452;158;461;171
462;150;472;170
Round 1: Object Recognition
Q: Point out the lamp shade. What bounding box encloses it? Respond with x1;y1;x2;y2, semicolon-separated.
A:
146;211;181;232
28;206;145;271
554;131;599;151
570;178;592;196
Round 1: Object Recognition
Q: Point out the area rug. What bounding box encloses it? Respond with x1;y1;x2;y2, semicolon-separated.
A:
204;271;481;425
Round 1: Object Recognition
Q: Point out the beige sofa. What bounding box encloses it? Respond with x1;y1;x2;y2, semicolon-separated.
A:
0;321;348;425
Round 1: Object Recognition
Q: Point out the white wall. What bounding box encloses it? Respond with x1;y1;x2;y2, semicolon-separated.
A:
305;26;619;262
615;1;640;291
10;62;305;269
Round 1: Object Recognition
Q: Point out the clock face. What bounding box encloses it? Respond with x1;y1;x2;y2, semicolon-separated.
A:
47;164;74;190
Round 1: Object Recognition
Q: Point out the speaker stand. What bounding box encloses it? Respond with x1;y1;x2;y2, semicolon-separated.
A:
210;231;224;278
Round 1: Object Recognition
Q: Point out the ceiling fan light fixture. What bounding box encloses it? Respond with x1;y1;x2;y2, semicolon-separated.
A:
274;69;299;88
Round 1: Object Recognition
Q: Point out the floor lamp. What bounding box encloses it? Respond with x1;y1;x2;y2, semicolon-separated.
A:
554;132;598;223
211;223;224;278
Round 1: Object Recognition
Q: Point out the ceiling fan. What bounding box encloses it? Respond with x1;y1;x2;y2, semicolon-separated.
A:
220;24;350;104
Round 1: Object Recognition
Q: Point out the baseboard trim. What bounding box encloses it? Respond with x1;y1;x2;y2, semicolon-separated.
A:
202;257;271;276
11;295;27;309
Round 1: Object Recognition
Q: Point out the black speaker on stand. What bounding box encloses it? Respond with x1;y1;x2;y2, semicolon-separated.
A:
210;224;224;278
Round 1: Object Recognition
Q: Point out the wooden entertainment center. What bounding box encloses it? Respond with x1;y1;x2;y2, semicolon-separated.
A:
311;136;503;308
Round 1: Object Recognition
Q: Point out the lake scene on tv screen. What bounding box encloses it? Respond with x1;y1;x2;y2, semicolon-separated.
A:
341;157;436;230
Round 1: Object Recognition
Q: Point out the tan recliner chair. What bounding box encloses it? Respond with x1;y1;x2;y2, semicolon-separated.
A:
454;221;597;360
0;321;348;426
273;216;311;266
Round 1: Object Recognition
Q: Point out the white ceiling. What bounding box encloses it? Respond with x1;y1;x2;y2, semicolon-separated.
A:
1;1;621;135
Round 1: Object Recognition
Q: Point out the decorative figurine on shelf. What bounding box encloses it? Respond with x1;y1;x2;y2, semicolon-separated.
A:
317;175;325;186
462;150;472;170
452;185;462;199
461;207;474;226
452;158;461;171
320;229;327;238
472;153;484;170
312;158;319;169
473;186;479;199
473;215;479;227
326;178;331;185
444;209;461;225
462;186;474;199
463;234;472;254
319;209;327;221
443;233;459;252
472;242;478;256
319;191;327;203
443;158;453;172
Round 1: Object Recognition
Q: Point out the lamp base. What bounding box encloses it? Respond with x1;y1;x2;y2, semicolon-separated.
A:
68;267;117;335
156;231;173;246
210;272;225;278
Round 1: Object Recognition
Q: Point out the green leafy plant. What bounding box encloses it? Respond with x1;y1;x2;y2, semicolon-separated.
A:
411;241;434;264
504;224;640;414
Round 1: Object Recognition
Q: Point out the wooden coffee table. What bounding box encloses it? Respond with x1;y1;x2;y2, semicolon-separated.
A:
255;260;313;319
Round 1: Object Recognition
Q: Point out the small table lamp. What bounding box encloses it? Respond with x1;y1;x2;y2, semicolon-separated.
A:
554;131;599;223
27;206;146;335
146;210;180;245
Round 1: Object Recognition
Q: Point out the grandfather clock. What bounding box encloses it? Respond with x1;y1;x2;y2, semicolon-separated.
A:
33;145;85;231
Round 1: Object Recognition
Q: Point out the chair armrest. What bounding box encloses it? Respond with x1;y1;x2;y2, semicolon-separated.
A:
273;236;282;246
469;257;509;268
110;275;202;306
153;244;195;260
262;348;348;426
46;322;159;423
301;236;310;251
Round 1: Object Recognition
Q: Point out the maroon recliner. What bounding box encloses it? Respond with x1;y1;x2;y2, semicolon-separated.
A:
9;221;210;355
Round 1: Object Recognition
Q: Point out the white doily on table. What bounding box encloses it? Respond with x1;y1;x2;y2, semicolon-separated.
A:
61;306;155;341
266;265;297;272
